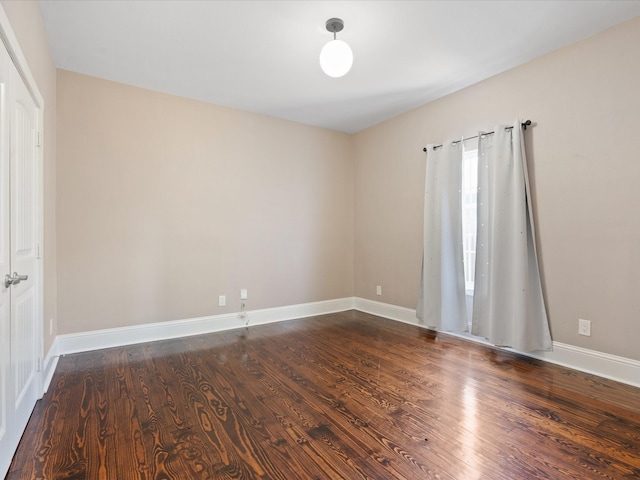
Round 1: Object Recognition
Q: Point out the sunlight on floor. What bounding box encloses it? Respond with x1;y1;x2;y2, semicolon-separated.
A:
462;382;480;479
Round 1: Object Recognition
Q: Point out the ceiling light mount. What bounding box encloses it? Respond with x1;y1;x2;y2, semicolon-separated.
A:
326;18;344;37
320;17;353;78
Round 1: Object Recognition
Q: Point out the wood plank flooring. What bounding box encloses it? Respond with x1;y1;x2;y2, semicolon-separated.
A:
7;310;640;479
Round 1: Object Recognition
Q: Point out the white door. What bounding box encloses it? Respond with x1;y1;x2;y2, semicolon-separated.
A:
0;34;13;478
0;42;41;476
9;50;40;442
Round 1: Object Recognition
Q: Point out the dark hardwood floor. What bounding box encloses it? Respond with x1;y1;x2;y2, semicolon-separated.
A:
7;310;640;479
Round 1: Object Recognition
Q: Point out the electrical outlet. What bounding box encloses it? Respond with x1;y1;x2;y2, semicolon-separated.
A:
376;285;382;296
240;289;248;300
218;295;226;307
578;318;591;337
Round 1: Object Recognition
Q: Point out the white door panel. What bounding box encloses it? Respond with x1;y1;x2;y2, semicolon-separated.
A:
0;38;13;477
0;40;41;477
8;54;39;448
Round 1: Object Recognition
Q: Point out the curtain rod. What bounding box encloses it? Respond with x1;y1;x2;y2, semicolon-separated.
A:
422;120;532;152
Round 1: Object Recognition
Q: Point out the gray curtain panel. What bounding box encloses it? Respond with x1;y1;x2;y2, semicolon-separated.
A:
471;121;552;352
417;141;467;332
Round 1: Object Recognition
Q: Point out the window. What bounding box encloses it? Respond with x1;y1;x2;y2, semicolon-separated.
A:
461;147;478;293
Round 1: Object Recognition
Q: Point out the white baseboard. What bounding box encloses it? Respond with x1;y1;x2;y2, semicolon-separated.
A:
48;296;639;390
354;297;417;324
527;342;640;389
354;297;640;389
42;343;59;394
56;297;355;356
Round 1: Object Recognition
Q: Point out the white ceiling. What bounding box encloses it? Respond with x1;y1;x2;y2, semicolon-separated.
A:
38;1;640;134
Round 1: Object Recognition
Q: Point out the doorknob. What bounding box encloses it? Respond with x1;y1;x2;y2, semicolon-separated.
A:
5;272;28;288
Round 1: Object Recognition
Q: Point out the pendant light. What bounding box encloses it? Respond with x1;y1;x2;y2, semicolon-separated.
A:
319;18;353;78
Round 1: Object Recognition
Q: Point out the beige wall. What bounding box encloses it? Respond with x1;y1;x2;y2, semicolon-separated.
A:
354;16;640;361
57;70;354;333
1;0;57;354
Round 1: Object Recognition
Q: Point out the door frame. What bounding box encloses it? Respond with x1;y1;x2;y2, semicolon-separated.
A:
0;4;45;397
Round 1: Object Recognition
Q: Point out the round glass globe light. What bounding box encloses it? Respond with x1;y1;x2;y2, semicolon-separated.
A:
319;39;353;78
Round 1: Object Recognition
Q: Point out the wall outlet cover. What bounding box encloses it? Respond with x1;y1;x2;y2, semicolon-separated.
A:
578;318;591;336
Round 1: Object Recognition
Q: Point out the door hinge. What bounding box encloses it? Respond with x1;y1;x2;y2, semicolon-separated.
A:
35;131;42;148
37;357;42;372
36;243;41;259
